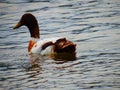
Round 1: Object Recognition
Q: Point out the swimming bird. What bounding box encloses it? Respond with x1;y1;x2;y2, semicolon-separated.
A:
13;13;76;56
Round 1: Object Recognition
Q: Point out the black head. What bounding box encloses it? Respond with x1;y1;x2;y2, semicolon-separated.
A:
13;13;38;29
13;13;40;38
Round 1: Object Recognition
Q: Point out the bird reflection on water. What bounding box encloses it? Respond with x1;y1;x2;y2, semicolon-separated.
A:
50;52;76;61
27;52;76;77
27;53;42;77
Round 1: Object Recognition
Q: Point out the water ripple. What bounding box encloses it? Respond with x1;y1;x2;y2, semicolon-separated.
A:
0;0;120;90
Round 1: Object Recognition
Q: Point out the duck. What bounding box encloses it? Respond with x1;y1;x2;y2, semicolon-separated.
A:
13;13;76;56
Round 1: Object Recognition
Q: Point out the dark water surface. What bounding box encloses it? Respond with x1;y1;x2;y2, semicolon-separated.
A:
0;0;120;90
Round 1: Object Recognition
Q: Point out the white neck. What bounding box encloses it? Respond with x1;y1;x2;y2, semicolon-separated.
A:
30;37;39;42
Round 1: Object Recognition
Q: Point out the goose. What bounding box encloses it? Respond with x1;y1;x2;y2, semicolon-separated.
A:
13;13;76;56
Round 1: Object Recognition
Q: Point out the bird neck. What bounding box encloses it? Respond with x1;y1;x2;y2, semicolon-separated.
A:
28;25;40;39
27;22;40;52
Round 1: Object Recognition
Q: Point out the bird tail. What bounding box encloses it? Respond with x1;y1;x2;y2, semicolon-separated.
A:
53;38;76;53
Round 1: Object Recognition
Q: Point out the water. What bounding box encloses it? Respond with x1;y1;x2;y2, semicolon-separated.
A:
0;0;120;90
